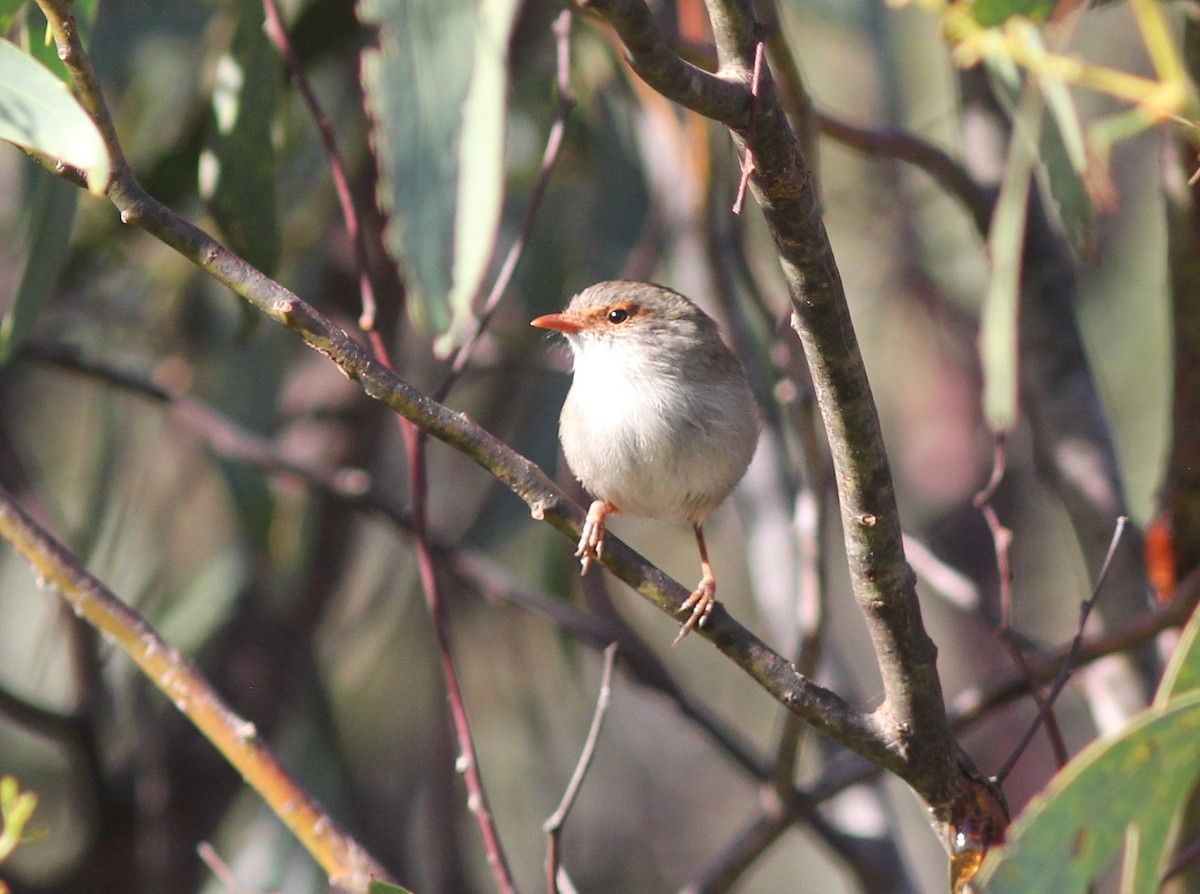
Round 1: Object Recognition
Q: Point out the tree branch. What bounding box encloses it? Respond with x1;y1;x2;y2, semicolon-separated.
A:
26;0;902;801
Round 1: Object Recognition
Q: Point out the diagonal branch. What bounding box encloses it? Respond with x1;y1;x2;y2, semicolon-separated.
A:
27;0;899;789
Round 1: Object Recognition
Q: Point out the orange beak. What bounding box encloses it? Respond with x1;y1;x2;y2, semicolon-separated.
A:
530;312;584;334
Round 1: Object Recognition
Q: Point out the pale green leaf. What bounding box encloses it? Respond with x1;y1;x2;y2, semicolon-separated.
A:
981;81;1042;431
987;56;1094;251
368;881;416;894
0;37;110;193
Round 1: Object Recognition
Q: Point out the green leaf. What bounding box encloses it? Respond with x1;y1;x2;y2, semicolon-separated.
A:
970;0;1058;28
368;881;416;894
1157;601;1200;704
0;36;110;193
978;691;1200;894
0;163;78;364
361;0;519;336
0;0;27;33
198;0;281;276
986;46;1095;252
981;78;1042;432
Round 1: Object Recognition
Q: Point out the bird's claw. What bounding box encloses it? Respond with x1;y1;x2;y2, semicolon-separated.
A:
575;501;612;575
673;578;716;645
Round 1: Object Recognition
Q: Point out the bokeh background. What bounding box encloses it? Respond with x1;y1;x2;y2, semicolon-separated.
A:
0;0;1178;891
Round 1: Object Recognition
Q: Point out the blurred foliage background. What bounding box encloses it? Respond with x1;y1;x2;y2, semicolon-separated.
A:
0;0;1190;892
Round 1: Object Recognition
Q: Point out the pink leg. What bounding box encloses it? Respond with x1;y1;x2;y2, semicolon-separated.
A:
674;524;717;644
576;500;616;575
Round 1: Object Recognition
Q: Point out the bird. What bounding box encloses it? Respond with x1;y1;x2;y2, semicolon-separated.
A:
531;280;760;642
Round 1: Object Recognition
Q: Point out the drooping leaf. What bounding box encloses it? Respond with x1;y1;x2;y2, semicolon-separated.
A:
198;0;281;276
978;690;1200;894
981;76;1042;432
0;37;109;193
0;163;78;364
987;48;1094;252
360;0;519;337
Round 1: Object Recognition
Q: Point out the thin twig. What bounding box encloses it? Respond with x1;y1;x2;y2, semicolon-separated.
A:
544;643;619;894
993;517;1129;784
197;842;279;894
261;0;380;331
974;438;1070;770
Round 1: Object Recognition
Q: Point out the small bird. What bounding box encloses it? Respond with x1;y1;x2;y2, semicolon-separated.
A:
531;281;760;641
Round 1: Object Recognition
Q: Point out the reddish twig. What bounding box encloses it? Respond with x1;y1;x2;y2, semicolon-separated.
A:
544;643;619;894
974;437;1070;773
261;0;380;331
260;4;515;887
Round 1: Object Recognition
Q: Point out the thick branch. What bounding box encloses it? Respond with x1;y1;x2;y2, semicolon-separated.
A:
579;0;751;125
578;0;1004;845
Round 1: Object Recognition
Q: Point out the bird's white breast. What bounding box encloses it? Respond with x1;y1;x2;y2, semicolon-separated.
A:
559;332;758;525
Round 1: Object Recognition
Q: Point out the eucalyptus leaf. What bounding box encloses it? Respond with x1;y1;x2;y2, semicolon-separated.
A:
0;36;109;192
978;692;1200;894
0;0;27;33
0;164;78;364
970;0;1057;28
361;0;519;337
198;0;281;276
986;58;1094;251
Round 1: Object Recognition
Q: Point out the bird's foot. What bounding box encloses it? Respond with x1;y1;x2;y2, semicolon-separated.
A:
575;501;614;575
673;576;716;645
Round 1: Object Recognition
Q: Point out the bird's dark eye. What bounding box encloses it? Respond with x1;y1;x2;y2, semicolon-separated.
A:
607;308;629;324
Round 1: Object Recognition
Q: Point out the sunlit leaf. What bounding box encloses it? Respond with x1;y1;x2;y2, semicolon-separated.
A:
199;0;281;276
0;37;109;193
978;691;1200;894
981;78;1042;432
0;164;78;364
360;0;519;337
986;54;1095;250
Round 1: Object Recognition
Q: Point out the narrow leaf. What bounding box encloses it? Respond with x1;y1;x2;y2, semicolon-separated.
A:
198;0;281;276
361;0;517;336
0;164;78;364
0;37;109;193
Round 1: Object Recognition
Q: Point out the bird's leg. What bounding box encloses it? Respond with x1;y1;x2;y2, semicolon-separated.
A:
576;500;617;574
674;524;717;644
